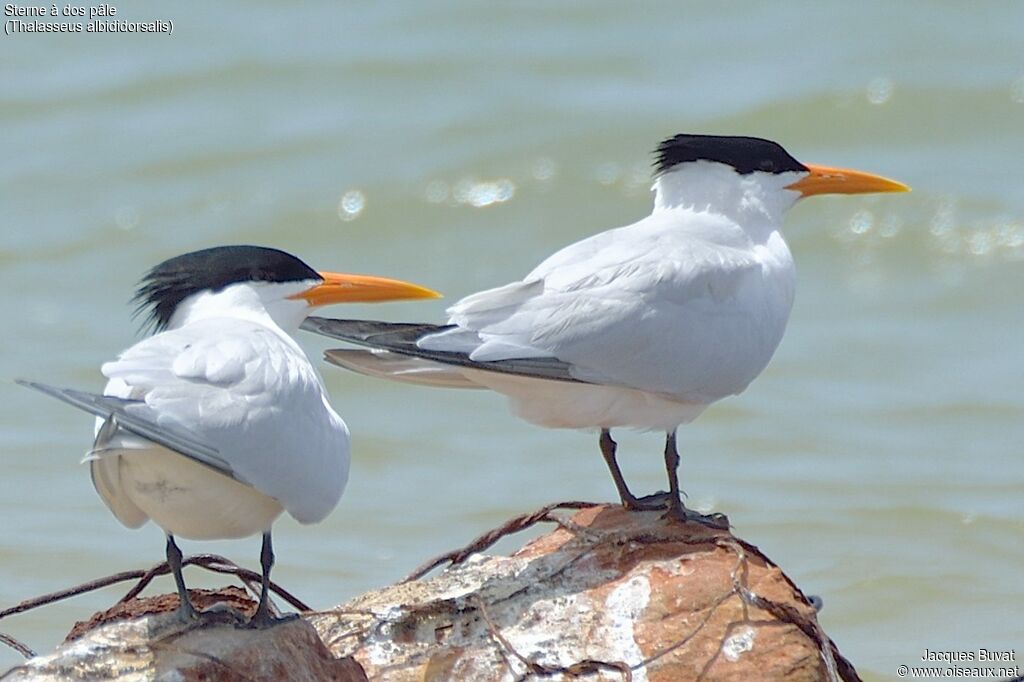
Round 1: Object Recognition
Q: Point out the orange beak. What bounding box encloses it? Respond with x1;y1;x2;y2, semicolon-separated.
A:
787;163;910;197
289;272;441;307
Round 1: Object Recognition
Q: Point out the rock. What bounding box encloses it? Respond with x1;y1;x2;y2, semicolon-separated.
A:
2;503;859;681
6;603;368;682
63;587;257;643
312;504;860;681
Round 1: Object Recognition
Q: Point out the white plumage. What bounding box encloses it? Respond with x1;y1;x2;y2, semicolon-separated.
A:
417;166;799;427
94;309;349;538
21;245;439;624
306;135;908;523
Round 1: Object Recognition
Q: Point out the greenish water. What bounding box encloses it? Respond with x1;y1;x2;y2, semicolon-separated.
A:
2;1;1022;678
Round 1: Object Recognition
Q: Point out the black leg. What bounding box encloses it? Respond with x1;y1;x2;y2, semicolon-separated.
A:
166;534;197;621
246;531;292;628
600;429;670;511
663;430;685;518
661;430;730;529
600;429;636;507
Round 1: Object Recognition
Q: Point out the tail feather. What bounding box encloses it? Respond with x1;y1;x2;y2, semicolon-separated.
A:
303;317;587;385
300;318;448;350
323;349;483;389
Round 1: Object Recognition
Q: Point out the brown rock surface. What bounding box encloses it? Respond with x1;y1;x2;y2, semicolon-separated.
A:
63;587;258;642
2;503;859;681
312;504;860;681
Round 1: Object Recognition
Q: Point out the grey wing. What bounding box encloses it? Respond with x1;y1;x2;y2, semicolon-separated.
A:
16;379;238;482
301;317;588;384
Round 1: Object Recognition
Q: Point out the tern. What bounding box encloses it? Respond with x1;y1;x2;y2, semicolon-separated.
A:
19;245;439;625
302;134;909;525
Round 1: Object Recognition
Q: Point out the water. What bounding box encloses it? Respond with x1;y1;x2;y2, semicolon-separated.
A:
2;1;1023;678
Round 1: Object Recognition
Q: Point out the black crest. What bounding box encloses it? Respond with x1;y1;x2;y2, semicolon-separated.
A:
133;245;320;332
654;134;808;176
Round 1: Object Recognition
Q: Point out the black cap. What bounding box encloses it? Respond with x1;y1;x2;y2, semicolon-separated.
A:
133;245;320;332
654;134;808;177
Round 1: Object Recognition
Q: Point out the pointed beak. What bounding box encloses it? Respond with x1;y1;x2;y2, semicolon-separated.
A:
787;163;910;197
289;272;441;307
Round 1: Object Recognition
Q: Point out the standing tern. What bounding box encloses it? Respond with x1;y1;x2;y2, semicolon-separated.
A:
19;245;439;625
302;134;909;525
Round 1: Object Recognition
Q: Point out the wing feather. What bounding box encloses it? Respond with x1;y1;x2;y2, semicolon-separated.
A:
436;211;788;398
316;210;780;400
302;317;584;384
309;209;789;402
16;380;233;478
26;316;349;525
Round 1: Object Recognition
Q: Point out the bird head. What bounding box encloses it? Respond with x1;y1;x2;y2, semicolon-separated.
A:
651;134;909;219
133;245;439;333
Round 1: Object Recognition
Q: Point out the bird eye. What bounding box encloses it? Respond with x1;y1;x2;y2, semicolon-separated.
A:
759;160;776;172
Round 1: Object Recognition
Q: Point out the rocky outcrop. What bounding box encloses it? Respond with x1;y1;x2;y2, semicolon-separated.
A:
1;503;859;681
313;504;858;681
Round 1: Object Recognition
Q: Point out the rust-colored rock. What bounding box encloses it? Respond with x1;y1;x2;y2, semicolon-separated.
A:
4;503;859;681
313;504;860;681
64;586;257;642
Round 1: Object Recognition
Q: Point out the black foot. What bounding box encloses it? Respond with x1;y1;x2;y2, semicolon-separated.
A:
244;610;299;630
662;501;730;530
201;602;249;626
174;599;199;624
620;490;672;511
168;599;248;631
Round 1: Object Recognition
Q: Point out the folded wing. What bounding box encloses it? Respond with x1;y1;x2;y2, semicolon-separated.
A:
16;379;232;478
